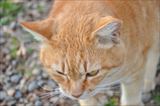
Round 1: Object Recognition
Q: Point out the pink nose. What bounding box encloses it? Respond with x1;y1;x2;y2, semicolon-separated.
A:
71;92;82;98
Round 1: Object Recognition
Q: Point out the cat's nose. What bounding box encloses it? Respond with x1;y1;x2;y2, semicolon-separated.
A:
71;92;82;98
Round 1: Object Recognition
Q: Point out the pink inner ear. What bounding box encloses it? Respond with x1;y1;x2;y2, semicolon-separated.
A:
93;17;122;49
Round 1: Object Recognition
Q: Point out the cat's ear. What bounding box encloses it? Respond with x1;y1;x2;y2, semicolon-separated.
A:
94;16;122;49
20;18;54;42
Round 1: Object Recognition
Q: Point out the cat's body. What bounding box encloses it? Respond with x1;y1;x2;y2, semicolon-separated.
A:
21;0;160;105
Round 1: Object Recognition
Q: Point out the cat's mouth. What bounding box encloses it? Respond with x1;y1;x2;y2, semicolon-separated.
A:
39;85;101;102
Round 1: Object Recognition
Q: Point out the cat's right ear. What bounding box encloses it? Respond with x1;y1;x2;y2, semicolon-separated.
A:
20;18;54;42
93;16;122;49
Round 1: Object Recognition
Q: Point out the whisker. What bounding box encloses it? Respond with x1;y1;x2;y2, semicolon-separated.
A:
96;83;120;89
59;93;68;100
40;91;53;95
39;90;59;96
96;85;120;91
96;76;124;89
40;92;54;98
51;94;63;106
39;85;52;91
106;68;121;78
40;93;60;101
40;93;51;98
44;91;59;96
95;84;111;89
89;84;120;97
41;95;51;100
39;88;60;100
50;93;60;99
53;98;59;106
60;95;67;100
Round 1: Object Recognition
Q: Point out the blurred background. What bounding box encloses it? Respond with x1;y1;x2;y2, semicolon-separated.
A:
0;0;160;106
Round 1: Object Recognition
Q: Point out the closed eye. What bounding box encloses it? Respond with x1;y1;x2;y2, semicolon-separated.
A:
55;70;65;75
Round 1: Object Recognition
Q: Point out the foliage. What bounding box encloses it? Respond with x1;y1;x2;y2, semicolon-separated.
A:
105;98;118;106
152;88;160;106
0;0;23;25
10;36;20;59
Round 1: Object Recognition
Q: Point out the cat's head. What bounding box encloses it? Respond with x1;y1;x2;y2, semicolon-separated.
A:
21;15;125;99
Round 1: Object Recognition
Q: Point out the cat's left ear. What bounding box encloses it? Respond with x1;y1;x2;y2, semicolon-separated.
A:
20;18;54;42
94;16;122;49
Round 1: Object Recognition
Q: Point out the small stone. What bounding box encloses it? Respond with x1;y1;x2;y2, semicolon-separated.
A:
10;22;18;31
10;74;22;84
19;98;24;103
7;88;15;96
106;90;114;97
26;103;34;106
73;104;80;106
0;37;6;44
47;79;57;89
142;92;151;103
42;72;49;79
27;94;38;102
4;77;10;84
37;80;44;87
17;103;25;106
35;100;42;106
0;91;7;101
37;76;42;80
43;102;52;106
28;80;39;92
2;48;9;54
6;55;11;61
15;90;22;99
21;86;27;94
11;60;17;66
49;96;59;103
19;78;26;90
23;99;28;104
0;76;4;84
32;69;41;75
29;61;36;68
41;84;53;91
0;31;3;37
5;96;14;101
7;100;16;106
6;66;12;75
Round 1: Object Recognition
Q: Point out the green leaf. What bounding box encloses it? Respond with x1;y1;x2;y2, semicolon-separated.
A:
153;92;160;105
0;0;23;25
105;98;118;106
10;47;17;59
27;48;34;54
0;17;12;25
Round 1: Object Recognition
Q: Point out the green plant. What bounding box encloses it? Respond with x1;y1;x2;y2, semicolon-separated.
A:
152;90;160;105
27;48;34;54
0;0;23;25
10;46;17;59
105;98;118;106
24;70;33;78
10;37;20;59
37;4;44;13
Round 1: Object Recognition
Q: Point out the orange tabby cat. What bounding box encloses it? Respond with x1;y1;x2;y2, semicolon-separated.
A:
21;0;160;105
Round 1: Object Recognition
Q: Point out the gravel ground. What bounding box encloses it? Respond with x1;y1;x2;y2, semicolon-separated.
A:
0;0;160;106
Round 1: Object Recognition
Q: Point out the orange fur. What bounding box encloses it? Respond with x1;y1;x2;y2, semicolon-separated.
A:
21;0;160;105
